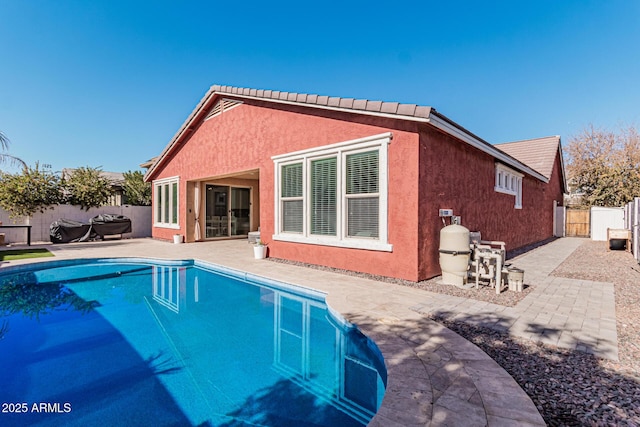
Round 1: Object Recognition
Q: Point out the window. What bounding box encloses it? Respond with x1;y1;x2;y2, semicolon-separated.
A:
346;150;379;238
154;176;179;227
281;164;303;233
273;133;392;252
310;157;337;236
495;164;523;209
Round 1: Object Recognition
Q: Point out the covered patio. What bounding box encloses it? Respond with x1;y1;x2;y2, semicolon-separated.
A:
184;168;260;243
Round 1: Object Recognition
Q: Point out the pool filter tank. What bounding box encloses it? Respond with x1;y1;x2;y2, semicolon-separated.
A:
438;224;471;286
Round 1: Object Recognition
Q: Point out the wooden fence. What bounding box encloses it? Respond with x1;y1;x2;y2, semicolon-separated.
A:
565;208;590;237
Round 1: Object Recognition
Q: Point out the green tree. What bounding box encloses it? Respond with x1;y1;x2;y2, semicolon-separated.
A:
62;167;113;210
122;170;151;206
564;124;640;207
0;131;27;169
0;162;62;219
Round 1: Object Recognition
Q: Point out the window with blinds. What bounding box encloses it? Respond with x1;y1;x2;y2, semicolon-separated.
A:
346;150;379;238
281;163;303;233
311;158;337;235
272;132;392;252
154;177;179;227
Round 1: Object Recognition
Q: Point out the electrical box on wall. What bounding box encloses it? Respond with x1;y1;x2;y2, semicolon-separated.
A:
439;209;454;217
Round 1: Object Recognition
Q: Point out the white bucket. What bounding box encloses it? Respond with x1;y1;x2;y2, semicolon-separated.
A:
508;267;524;292
253;245;267;259
173;234;183;244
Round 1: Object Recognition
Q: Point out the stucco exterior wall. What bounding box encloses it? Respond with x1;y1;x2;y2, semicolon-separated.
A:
418;126;564;279
151;99;423;281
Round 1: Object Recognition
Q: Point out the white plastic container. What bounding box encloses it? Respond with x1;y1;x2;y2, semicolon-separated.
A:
439;224;471;286
253;245;267;259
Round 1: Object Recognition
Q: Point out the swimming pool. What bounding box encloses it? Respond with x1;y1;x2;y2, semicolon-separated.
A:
0;259;386;426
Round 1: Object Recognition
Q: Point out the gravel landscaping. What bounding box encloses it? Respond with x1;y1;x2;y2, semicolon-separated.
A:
432;240;640;426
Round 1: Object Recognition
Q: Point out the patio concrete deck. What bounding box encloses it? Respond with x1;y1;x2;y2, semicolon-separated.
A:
1;238;549;426
412;237;618;360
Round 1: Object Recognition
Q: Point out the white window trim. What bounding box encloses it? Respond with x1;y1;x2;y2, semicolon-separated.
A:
153;176;180;229
495;163;523;209
272;133;392;252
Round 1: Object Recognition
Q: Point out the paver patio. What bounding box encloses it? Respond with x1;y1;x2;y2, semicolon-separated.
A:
411;237;618;360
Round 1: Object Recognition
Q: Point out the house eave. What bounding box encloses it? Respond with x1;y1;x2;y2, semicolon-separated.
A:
145;85;551;184
426;112;550;183
144;88;218;182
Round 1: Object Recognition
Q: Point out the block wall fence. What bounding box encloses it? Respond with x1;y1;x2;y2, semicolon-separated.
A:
0;205;152;244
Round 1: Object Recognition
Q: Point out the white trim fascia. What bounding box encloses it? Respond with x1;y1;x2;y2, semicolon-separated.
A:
495;163;524;179
272;132;392;161
427;114;549;183
153;223;181;230
272;233;393;252
153;175;180;185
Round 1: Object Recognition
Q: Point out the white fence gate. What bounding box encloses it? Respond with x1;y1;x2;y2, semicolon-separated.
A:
554;202;565;237
0;205;152;244
590;206;624;241
624;198;640;263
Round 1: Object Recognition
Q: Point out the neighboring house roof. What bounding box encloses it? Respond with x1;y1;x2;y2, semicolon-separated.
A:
140;157;158;169
62;168;125;187
145;84;552;184
99;171;125;186
496;136;567;192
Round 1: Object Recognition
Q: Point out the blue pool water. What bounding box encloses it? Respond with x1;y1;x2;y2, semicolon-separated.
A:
0;259;386;426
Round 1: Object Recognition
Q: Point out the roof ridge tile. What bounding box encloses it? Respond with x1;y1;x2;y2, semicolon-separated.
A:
209;84;435;120
365;100;382;112
380;102;399;114
339;98;354;108
327;97;341;107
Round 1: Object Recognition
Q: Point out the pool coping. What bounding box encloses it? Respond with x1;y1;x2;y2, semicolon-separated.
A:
1;240;546;426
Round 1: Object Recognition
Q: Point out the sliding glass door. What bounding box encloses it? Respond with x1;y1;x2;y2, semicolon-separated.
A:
230;187;251;236
205;185;250;238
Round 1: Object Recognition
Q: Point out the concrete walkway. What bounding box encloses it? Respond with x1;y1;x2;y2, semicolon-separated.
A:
4;237;598;426
411;237;618;360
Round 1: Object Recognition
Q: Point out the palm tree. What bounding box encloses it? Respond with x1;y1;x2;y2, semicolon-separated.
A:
0;131;27;169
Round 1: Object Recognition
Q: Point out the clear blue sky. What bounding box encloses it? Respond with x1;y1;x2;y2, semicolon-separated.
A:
1;0;639;174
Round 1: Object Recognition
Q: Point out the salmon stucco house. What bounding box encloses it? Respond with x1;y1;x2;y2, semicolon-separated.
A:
144;85;566;282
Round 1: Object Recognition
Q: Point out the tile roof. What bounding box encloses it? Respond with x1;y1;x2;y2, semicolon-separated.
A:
209;84;434;119
145;84;556;185
496;136;561;180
